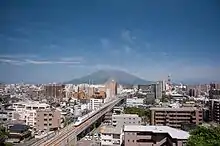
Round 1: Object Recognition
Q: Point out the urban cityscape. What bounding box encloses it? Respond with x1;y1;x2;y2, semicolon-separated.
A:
1;1;220;146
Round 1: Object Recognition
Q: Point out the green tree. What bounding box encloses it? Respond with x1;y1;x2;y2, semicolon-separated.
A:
0;126;9;144
187;126;220;146
161;94;170;102
124;107;150;123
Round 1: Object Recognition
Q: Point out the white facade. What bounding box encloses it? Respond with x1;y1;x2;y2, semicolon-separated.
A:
106;89;111;98
89;98;104;110
12;101;50;128
100;126;122;146
25;110;36;127
80;103;90;111
112;114;141;128
126;97;144;107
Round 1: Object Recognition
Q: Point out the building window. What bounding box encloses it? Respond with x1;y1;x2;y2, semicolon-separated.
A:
133;140;135;142
113;134;120;139
137;139;149;143
128;140;130;142
44;114;47;116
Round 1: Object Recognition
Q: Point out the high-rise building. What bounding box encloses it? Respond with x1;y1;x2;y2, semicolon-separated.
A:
156;81;163;99
44;84;65;102
189;88;196;97
209;99;220;124
105;80;117;98
209;89;220;99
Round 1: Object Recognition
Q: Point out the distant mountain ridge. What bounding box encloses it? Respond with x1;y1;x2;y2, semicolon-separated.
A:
66;70;152;85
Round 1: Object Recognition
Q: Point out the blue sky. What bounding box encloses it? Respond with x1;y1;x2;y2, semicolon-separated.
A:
0;0;220;83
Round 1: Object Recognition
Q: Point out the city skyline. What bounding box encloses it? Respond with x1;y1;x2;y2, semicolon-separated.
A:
1;0;220;83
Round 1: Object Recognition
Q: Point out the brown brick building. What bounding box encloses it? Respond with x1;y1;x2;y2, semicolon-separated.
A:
150;107;203;129
44;84;65;101
36;109;61;133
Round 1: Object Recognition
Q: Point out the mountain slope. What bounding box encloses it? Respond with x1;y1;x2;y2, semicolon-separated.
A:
66;70;152;85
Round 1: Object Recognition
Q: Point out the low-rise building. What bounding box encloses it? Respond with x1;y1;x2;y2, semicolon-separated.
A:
112;114;141;128
126;98;144;107
7;124;31;143
150;107;203;129
100;126;122;146
124;125;189;146
11;101;50;128
89;98;104;110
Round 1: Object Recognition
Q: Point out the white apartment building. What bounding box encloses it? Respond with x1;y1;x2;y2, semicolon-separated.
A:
112;114;141;128
89;98;104;110
12;101;50;128
126;97;144;107
100;126;123;146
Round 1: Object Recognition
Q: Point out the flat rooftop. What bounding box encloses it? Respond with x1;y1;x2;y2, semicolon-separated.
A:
100;126;121;134
150;107;199;111
124;125;189;140
112;114;139;117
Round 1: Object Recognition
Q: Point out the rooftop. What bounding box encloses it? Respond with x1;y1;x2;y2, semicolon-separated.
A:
100;126;121;134
124;125;189;140
13;101;49;107
150;107;199;111
112;114;139;118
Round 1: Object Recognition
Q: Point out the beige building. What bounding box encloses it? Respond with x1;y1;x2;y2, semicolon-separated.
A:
112;114;141;128
150;107;203;129
36;109;61;133
100;126;123;146
105;80;117;98
124;125;189;146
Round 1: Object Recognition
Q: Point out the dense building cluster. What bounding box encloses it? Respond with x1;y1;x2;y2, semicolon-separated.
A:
0;80;220;146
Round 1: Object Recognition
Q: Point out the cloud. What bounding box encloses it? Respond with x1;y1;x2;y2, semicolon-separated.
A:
121;29;136;43
124;46;133;53
60;57;84;62
0;54;82;65
7;37;30;43
14;27;30;35
24;59;81;65
68;63;128;72
46;44;59;49
0;54;38;59
0;59;26;66
100;38;111;49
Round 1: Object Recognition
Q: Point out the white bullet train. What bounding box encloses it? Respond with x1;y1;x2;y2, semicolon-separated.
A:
73;98;119;126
